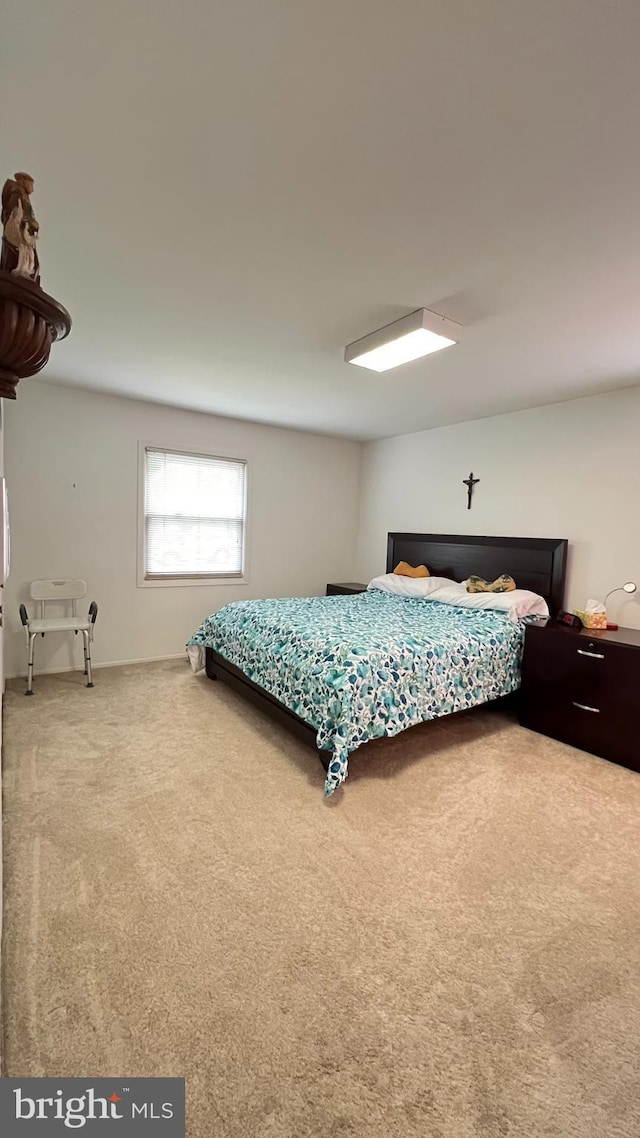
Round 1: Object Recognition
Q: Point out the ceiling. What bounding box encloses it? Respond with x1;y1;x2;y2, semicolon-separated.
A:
3;0;640;440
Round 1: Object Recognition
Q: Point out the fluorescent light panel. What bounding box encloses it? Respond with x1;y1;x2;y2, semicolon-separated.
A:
345;308;460;373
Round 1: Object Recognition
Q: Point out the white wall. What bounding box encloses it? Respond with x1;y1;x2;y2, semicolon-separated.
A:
4;381;362;677
356;387;640;629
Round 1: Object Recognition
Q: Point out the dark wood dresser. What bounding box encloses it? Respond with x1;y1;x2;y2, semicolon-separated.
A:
326;582;368;596
519;619;640;773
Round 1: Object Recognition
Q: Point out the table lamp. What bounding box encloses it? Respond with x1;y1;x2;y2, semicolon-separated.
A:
604;581;637;630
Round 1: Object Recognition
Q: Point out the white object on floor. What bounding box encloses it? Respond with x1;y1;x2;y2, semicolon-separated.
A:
19;579;98;696
188;645;205;673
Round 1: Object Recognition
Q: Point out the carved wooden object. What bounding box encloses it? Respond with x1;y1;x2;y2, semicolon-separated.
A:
0;172;71;398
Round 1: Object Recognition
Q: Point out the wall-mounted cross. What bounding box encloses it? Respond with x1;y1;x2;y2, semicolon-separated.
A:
463;471;480;510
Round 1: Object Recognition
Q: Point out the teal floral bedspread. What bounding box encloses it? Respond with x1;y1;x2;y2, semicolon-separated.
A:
188;591;524;796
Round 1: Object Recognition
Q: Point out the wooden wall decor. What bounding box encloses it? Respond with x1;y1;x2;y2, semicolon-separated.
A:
0;172;71;399
463;471;479;509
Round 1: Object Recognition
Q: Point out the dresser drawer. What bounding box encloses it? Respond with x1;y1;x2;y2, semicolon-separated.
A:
522;628;606;703
521;689;640;771
521;687;602;752
595;643;640;707
523;627;640;707
520;623;640;774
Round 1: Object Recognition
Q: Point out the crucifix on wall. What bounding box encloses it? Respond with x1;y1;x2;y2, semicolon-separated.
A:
463;471;479;509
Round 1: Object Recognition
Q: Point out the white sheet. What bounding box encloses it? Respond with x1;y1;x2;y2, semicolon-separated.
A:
367;573;458;598
188;644;205;673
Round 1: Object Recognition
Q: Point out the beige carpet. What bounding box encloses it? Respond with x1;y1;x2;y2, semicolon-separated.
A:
2;660;640;1137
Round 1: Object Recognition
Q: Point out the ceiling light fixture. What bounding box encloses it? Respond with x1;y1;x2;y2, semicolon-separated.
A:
344;308;461;373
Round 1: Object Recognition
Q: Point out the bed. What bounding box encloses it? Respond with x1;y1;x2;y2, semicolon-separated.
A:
189;533;567;795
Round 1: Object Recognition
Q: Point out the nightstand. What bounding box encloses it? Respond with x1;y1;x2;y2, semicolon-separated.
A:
326;582;368;596
519;619;640;773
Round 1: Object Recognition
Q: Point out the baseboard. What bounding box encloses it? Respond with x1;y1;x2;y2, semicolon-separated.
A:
6;652;186;681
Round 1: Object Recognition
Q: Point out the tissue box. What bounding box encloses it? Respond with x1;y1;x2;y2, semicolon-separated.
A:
574;610;607;629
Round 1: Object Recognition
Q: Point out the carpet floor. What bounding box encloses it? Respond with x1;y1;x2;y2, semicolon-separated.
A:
2;659;640;1137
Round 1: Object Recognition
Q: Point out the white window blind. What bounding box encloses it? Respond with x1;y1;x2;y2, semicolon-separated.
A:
144;448;246;578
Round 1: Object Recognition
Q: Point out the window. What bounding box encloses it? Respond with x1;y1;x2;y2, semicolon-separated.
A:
142;448;247;581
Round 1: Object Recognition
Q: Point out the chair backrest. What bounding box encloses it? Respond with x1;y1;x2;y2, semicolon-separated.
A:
30;579;87;620
31;579;86;601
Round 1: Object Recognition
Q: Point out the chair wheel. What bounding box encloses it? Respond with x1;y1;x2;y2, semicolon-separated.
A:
86;682;94;688
25;690;34;696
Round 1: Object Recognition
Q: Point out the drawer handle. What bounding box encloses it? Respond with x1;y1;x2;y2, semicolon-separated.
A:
576;649;605;659
572;701;600;714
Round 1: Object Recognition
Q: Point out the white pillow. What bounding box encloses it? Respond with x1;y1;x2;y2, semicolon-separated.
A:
367;573;459;598
427;582;549;622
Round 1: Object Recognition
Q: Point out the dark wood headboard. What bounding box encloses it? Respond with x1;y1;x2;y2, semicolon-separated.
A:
386;533;568;616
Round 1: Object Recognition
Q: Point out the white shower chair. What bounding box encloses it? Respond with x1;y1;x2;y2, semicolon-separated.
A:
19;579;98;696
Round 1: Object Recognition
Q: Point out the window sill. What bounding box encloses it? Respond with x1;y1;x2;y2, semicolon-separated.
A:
137;575;250;589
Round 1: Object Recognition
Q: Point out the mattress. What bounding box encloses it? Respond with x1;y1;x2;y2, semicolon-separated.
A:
188;590;525;796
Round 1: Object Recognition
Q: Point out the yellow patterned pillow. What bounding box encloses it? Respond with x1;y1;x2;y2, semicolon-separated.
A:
467;574;516;594
393;561;430;578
